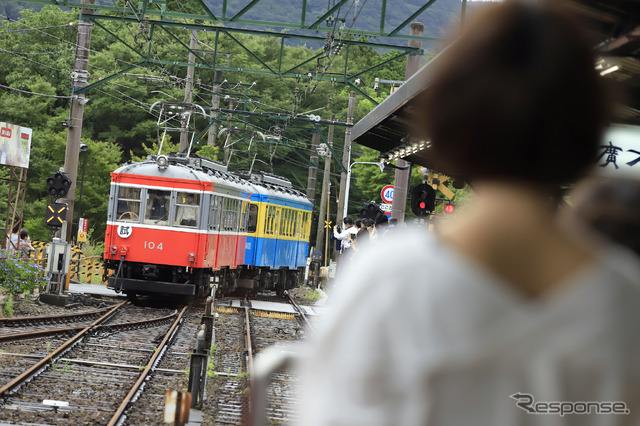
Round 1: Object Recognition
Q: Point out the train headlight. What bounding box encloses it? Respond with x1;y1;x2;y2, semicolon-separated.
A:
156;155;169;170
110;245;118;255
188;252;196;262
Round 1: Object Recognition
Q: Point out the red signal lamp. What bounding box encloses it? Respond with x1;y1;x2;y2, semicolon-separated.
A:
444;204;454;214
419;201;426;209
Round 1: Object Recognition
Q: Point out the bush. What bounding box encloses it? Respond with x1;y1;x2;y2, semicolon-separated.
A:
0;253;46;296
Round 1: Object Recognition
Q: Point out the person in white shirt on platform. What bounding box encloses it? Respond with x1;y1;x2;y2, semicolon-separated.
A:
295;2;640;425
333;217;359;266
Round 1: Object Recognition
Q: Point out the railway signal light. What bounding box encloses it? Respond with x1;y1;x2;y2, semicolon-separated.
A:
359;201;388;224
46;172;72;198
411;183;436;216
45;203;67;227
444;203;455;214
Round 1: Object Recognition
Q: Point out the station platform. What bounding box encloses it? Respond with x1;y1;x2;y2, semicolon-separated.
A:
217;297;329;316
67;283;124;298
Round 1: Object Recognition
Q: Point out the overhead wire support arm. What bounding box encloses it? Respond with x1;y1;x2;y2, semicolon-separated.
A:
73;64;141;94
387;0;438;37
158;26;213;68
307;0;351;29
91;19;147;60
19;0;442;43
230;0;262;22
313;125;347;174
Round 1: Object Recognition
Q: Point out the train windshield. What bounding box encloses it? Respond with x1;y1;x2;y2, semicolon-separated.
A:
116;187;141;222
144;189;170;225
175;192;200;228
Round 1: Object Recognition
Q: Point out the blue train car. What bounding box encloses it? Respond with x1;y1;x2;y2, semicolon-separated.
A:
236;172;313;293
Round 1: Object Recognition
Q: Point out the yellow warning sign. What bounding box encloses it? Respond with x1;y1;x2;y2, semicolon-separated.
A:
77;231;87;242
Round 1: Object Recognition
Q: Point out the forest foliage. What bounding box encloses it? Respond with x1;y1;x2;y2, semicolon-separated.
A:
0;2;467;245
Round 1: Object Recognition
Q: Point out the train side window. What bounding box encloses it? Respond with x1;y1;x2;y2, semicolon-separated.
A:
294;211;301;238
265;205;277;235
223;197;236;232
144;189;171;226
116;187;141;222
174;192;200;228
210;196;222;231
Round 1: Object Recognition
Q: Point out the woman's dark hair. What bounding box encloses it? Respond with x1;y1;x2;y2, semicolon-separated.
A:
11;222;21;233
419;1;608;186
343;217;354;226
20;229;29;239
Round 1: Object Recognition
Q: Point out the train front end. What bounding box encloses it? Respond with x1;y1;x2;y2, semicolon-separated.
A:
104;156;213;297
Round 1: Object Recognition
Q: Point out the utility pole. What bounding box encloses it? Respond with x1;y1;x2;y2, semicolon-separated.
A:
61;0;93;242
337;91;356;221
180;30;198;153
306;132;320;202
315;114;335;259
391;22;423;224
224;99;234;164
207;70;223;146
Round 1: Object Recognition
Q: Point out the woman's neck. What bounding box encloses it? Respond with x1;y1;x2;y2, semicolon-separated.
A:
437;182;597;298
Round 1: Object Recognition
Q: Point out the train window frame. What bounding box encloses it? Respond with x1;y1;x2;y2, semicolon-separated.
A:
174;192;200;228
116;186;142;223
248;203;258;233
144;188;171;226
209;195;222;231
239;201;249;233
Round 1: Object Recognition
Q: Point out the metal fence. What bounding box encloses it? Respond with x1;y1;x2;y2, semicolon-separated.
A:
30;241;111;284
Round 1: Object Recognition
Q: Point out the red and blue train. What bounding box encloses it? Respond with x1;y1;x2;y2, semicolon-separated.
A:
103;154;313;298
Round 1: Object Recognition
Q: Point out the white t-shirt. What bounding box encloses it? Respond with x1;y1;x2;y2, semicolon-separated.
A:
296;230;640;426
334;226;359;250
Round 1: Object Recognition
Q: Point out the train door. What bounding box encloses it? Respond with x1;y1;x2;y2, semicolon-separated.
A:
262;204;280;268
210;195;223;269
235;200;249;267
245;201;259;266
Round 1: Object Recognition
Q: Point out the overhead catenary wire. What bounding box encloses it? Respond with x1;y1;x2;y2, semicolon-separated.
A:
0;82;72;99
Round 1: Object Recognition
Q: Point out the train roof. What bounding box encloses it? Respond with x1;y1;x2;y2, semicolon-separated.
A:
112;155;311;205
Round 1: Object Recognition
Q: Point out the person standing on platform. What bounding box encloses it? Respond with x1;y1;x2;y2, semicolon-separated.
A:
296;2;640;425
333;217;358;269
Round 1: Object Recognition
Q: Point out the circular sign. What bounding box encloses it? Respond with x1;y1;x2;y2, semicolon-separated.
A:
116;224;133;239
381;185;394;204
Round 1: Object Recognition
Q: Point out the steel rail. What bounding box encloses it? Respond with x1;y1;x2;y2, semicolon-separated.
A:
0;301;128;397
0;306;113;327
0;309;179;343
106;305;188;426
244;304;255;425
283;290;314;333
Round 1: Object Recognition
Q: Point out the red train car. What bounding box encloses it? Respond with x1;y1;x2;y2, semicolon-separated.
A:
104;155;252;297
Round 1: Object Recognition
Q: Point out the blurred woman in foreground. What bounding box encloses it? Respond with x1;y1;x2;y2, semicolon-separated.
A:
296;1;640;425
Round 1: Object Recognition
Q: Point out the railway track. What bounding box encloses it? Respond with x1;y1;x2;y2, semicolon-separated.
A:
208;296;314;425
0;301;198;425
0;294;318;425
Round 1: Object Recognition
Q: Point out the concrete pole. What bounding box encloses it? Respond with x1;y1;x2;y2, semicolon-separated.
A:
337;91;356;223
207;69;223;146
224;99;233;164
61;0;93;242
315;114;335;255
306;132;320;202
180;30;198;153
391;22;423;224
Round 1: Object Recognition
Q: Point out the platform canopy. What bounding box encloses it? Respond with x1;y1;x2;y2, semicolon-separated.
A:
351;0;640;170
